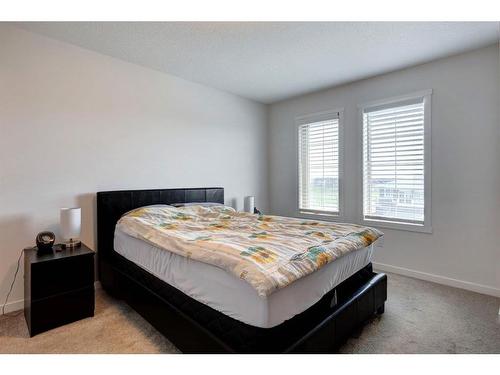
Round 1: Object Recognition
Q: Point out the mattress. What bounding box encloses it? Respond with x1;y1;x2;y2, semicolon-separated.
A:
114;227;375;328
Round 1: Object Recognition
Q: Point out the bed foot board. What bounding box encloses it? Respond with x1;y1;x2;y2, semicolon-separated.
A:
100;257;387;353
288;272;387;353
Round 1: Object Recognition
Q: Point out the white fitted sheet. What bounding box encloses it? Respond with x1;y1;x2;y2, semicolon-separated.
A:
114;227;374;328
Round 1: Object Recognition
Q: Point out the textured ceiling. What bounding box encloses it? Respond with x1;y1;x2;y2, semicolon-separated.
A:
15;22;499;103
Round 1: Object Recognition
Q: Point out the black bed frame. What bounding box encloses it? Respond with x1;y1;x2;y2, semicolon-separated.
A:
97;187;387;353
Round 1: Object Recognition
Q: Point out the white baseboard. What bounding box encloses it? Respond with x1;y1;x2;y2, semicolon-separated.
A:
373;262;500;298
2;281;102;315
2;298;24;314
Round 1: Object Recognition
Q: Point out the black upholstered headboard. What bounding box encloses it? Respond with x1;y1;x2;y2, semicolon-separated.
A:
96;187;224;266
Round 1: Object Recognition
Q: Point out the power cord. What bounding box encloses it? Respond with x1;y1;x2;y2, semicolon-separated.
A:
1;248;27;317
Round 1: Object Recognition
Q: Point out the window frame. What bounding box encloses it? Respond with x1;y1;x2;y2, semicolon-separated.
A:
295;108;345;221
358;90;432;233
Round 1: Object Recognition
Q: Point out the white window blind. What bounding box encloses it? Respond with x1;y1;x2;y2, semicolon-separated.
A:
298;115;340;215
363;99;425;225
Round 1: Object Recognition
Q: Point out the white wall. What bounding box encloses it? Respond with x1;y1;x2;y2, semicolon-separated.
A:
0;25;269;311
269;45;500;296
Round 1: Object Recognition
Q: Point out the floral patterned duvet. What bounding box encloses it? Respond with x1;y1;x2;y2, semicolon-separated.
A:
117;205;382;297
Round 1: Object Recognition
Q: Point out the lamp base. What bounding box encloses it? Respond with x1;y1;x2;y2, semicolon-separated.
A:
62;239;81;249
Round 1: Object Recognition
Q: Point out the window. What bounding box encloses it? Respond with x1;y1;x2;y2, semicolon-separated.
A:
298;110;342;216
361;91;431;232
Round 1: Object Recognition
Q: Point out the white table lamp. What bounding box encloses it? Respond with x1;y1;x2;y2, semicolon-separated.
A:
244;196;255;213
60;207;81;248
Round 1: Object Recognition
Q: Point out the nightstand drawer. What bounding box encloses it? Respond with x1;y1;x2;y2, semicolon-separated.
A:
31;254;94;300
29;286;95;336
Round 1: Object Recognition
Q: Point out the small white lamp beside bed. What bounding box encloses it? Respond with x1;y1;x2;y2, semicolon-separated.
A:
244;196;255;213
60;207;81;248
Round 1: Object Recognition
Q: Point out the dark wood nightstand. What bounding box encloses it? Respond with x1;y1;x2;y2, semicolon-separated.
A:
24;243;95;337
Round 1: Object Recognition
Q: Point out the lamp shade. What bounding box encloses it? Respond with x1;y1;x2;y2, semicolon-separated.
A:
60;208;81;241
244;196;255;213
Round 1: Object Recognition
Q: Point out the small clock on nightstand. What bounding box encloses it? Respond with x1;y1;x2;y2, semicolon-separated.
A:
24;243;95;337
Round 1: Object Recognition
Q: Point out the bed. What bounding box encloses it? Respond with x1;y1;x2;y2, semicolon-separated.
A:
97;187;387;353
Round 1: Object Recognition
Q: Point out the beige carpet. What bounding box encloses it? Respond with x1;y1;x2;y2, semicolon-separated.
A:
1;272;499;354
